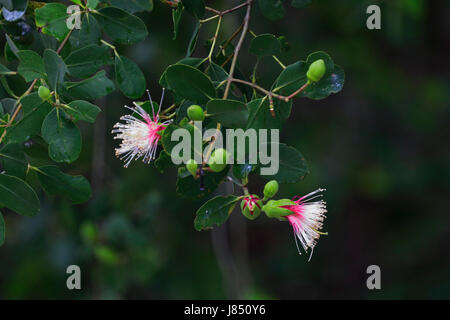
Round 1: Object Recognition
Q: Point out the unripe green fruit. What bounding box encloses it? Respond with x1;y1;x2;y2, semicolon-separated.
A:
263;180;279;199
262;199;296;219
38;86;51;100
241;195;263;220
307;59;326;82
208;148;228;172
186;159;198;176
187;104;205;121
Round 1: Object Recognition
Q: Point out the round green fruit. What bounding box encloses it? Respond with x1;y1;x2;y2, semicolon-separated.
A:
208;148;228;172
263;180;279;199
241;195;263;220
38;86;51;101
186;159;198;176
307;59;326;82
187;104;205;121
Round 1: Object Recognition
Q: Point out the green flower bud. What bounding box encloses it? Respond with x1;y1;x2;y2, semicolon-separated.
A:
240;195;263;220
262;199;296;219
186;159;198;176
208;148;228;172
187;104;205;121
38;86;51;101
306;59;326;82
263;180;279;199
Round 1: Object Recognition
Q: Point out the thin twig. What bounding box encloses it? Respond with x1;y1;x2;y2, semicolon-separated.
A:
203;1;253;165
223;1;253;99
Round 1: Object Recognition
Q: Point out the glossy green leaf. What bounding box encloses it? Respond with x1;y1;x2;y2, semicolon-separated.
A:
65;45;111;78
259;143;308;183
86;0;99;9
43;49;67;91
6;97;52;144
161;120;201;163
272;60;308;96
165;64;216;104
41;109;82;163
176;166;228;200
70;14;102;48
258;0;285;21
154;150;172;174
206;99;249;128
35;3;70;41
110;0;153;13
17;50;45;82
95;7;148;44
291;0;312;8
194;195;239;231
249;34;281;56
301;65;345;100
182;0;205;18
0;64;15;76
246;98;292;130
65;70;115;100
115;55;146;99
0;143;28;180
36;165;92;204
0;174;40;216
66;100;101;123
186;21;200;57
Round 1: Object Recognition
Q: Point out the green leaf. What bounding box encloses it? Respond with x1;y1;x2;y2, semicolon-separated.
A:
6;96;52;144
172;2;184;40
0;63;15;76
272;60;308;96
35;3;70;41
86;0;99;9
165;64;216;104
36;165;92;204
70;14;102;48
177;165;228;200
65;100;101;123
182;0;205;18
17;50;46;82
0;211;4;246
115;55;146;99
154;150;172;173
43;49;67;91
109;0;153;13
95;7;148;44
41;109;81;163
0;143;28;180
249;34;281;56
259;143;308;183
208;63;228;83
65;70;115;100
0;174;40;216
186;21;200;57
65;45;111;78
246;98;292;130
161;120;201;163
273;52;345;100
194;195;238;231
291;0;312;8
206;99;249;128
258;0;285;21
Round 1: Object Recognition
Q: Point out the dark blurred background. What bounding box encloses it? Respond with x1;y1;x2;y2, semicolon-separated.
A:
1;0;449;299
